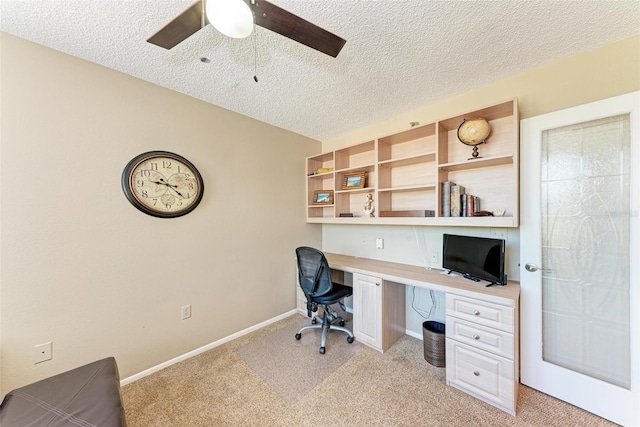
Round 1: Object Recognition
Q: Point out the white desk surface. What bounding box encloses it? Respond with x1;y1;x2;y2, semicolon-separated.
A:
325;252;520;306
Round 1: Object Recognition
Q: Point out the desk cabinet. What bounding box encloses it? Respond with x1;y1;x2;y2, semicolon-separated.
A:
353;273;382;350
445;294;519;415
309;253;520;415
353;273;406;352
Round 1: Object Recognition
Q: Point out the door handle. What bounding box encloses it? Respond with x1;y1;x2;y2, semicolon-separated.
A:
525;263;550;272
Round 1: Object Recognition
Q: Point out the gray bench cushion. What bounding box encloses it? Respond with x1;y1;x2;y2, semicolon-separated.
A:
0;357;126;426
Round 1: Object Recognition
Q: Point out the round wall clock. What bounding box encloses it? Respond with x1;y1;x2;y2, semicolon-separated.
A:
122;151;204;218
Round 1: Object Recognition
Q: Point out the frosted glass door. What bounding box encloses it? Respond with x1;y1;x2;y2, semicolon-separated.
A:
520;91;639;426
541;115;630;388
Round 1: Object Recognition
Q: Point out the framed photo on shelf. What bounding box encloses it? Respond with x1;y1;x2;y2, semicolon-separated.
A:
313;190;334;205
342;171;366;190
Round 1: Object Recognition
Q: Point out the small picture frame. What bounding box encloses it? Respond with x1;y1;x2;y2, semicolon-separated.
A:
313;190;334;205
342;171;366;190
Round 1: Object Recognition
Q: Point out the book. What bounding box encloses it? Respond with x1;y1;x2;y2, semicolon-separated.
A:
442;181;452;217
461;194;467;217
450;185;464;217
466;194;475;217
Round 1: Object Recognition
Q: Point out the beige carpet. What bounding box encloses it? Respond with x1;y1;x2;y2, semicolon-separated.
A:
122;313;617;426
236;316;363;404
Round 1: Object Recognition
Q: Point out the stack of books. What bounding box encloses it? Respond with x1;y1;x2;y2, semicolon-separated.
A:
442;182;480;217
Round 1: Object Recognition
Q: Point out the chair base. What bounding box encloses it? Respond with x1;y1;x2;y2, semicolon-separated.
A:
295;304;354;354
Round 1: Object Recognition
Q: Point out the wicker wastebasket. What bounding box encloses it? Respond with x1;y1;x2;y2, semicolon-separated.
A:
422;321;446;367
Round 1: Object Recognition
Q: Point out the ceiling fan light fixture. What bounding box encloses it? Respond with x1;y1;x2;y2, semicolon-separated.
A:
206;0;254;39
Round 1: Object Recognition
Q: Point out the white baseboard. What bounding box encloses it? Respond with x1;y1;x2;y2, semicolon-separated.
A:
405;329;423;340
120;309;298;386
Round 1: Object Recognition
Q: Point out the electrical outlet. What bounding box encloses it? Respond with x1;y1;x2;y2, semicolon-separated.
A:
34;342;52;364
376;238;384;249
181;304;192;320
430;251;439;265
491;228;508;240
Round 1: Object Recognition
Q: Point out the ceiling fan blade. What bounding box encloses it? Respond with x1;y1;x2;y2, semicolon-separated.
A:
147;0;206;50
254;0;346;57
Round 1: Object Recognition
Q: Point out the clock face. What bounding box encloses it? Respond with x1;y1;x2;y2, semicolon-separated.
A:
122;151;204;218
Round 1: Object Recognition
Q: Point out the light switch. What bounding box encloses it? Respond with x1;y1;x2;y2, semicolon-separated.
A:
376;238;384;249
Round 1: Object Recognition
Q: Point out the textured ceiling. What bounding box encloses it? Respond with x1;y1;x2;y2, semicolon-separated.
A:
1;0;639;140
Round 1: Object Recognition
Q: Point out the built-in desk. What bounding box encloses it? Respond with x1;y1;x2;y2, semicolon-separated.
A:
317;253;520;415
325;253;520;303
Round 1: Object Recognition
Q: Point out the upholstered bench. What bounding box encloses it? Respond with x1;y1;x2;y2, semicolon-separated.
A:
0;357;126;426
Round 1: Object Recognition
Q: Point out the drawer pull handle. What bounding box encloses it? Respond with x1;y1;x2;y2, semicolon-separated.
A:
473;334;480;340
473;310;480;316
474;371;480;376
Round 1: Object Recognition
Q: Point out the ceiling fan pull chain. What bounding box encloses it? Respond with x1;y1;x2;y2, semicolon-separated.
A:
253;4;258;83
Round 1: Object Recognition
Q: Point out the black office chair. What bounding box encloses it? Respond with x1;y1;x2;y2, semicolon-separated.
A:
294;246;355;354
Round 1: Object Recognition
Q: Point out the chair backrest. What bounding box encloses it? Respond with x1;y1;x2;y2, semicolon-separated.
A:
295;246;334;299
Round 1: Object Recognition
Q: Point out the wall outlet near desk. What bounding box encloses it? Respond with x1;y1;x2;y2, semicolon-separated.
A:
376;238;384;249
34;341;53;364
430;251;439;266
490;228;508;241
181;304;192;320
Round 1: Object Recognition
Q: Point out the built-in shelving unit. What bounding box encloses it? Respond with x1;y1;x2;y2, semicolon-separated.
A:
306;98;519;227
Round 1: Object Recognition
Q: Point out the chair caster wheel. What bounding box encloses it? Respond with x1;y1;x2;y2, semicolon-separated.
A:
312;318;317;324
347;336;354;344
339;320;345;326
319;347;326;354
295;333;301;340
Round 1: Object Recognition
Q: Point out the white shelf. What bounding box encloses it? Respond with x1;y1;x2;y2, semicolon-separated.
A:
378;152;436;168
438;154;514;172
378;184;436;193
306;98;519;227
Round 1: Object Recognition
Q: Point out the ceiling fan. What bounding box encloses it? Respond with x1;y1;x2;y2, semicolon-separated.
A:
147;0;346;57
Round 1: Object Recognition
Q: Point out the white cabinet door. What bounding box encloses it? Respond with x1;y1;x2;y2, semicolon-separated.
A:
353;273;382;351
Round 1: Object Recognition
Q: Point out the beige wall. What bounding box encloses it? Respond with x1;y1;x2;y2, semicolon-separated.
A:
0;32;321;394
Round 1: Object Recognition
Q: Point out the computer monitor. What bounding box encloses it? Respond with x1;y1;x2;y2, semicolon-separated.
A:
442;234;506;285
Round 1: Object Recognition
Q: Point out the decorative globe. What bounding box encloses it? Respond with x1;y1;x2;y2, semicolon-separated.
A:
458;118;491;145
457;118;491;158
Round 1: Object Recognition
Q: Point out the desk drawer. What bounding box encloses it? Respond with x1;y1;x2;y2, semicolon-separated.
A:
446;294;514;333
446;339;515;412
446;316;514;359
